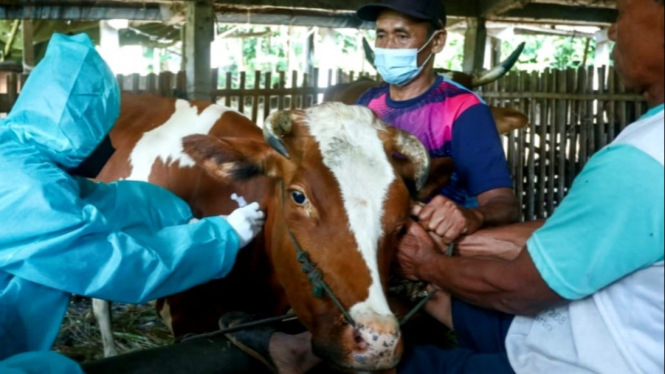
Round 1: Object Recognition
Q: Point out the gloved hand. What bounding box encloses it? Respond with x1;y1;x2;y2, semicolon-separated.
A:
226;202;265;248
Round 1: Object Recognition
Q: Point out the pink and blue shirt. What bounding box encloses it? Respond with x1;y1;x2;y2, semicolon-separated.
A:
357;75;513;206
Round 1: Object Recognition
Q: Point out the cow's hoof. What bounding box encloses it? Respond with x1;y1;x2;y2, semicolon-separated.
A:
219;312;278;374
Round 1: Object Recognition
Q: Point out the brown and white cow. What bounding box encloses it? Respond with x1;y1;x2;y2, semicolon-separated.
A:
94;94;452;371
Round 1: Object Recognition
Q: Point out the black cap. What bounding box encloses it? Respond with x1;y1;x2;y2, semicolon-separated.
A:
357;0;447;29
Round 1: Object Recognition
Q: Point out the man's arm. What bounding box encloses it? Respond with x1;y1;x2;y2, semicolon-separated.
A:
475;187;520;227
454;102;520;229
416;103;519;243
455;219;545;260
414;187;519;244
0;166;244;304
421;243;564;316
397;221;563;315
400;144;664;316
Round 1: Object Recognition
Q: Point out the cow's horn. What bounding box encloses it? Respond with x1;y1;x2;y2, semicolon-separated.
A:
471;42;525;87
393;129;431;191
362;37;376;69
263;111;292;159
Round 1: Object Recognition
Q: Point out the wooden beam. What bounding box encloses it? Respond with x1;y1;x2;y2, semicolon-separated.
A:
2;20;20;60
463;18;487;73
1;0;616;26
513;24;596;37
0;2;164;20
214;4;475;29
214;0;479;18
533;0;616;8
594;28;611;67
215;6;374;29
22;20;35;72
185;1;214;101
480;0;533;17
304;28;315;78
500;3;618;25
490;36;501;67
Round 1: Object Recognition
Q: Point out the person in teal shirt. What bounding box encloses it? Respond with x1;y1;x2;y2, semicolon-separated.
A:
0;33;264;373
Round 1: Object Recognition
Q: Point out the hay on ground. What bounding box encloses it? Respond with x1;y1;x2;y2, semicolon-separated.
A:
53;297;173;363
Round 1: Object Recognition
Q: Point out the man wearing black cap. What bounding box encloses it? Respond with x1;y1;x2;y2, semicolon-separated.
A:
356;0;520;248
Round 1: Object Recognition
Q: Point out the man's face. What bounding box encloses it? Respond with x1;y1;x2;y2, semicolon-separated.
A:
375;10;446;66
609;0;664;94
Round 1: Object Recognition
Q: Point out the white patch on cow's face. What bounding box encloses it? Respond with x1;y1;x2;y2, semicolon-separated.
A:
127;100;236;182
300;103;396;319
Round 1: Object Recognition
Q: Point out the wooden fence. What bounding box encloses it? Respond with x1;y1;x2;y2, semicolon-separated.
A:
477;67;645;220
212;68;379;126
0;71;188;114
1;67;645;220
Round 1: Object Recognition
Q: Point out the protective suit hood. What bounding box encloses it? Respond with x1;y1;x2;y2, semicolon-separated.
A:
2;33;120;170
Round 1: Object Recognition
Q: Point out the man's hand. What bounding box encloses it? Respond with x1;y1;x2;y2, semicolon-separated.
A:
395;222;440;281
413;196;484;244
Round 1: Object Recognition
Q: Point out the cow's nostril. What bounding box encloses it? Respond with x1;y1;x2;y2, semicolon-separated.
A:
353;329;368;351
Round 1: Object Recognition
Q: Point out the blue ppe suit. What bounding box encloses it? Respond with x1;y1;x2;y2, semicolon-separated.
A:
0;34;241;373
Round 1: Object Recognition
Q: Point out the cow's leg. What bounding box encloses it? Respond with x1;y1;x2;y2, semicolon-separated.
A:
93;299;119;357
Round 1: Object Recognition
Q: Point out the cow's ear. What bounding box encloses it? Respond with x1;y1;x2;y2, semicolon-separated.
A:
394;156;455;201
491;107;529;135
182;134;280;181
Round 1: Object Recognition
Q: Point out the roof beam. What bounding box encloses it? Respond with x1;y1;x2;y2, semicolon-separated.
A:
213;1;479;28
533;0;616;8
0;2;165;20
214;0;479;18
215;6;373;29
499;3;617;25
479;0;533;17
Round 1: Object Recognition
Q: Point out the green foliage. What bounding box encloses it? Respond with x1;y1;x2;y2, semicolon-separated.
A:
211;24;599;88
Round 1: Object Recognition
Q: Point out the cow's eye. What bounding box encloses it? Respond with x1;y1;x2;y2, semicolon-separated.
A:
291;191;308;206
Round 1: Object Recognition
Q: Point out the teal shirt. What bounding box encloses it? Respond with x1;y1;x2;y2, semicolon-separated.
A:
528;104;665;300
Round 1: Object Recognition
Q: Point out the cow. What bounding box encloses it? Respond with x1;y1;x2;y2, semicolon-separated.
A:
93;94;455;371
324;40;530;136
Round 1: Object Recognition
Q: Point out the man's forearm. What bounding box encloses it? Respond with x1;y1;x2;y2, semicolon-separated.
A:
455;220;545;260
417;249;562;316
474;194;520;227
418;254;520;313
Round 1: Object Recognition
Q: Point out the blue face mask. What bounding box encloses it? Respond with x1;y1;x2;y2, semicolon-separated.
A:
374;32;439;87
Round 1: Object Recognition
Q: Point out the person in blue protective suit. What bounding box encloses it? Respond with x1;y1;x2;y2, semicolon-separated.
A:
0;33;265;374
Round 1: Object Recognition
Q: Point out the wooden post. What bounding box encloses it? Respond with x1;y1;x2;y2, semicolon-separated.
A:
594;29;611;67
463;18;487;73
22;20;36;73
185;1;214;101
2;20;20;61
180;24;187;73
490;37;502;68
318;28;337;87
99;21;122;74
304;28;316;79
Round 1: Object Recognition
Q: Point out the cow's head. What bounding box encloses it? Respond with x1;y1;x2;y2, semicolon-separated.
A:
183;103;442;371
